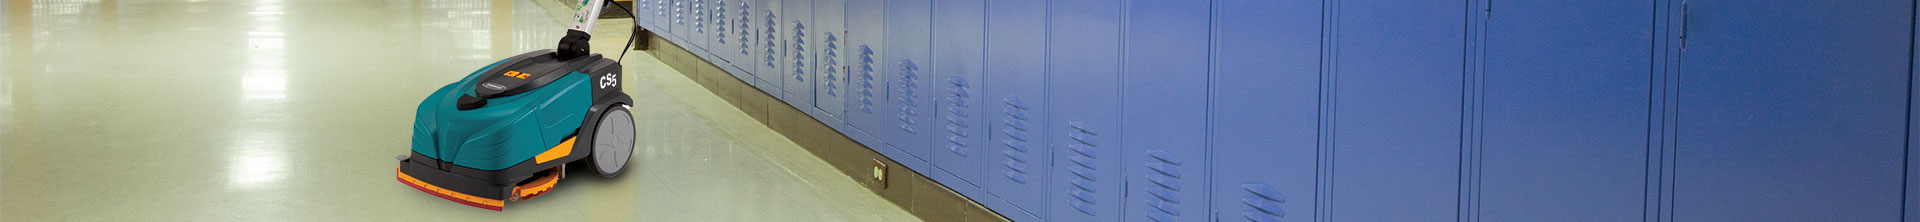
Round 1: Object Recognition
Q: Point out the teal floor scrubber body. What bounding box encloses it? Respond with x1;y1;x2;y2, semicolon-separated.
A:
396;0;636;211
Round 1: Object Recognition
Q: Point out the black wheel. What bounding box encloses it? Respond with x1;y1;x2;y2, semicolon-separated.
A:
587;105;635;177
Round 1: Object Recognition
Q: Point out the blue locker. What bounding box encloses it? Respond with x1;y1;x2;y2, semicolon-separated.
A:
1208;0;1321;221
671;0;689;43
689;0;709;51
708;0;733;64
983;0;1050;220
672;0;695;49
1329;0;1465;220
1673;0;1911;221
929;0;988;194
812;0;848;119
755;0;784;94
729;0;758;79
633;0;653;29
660;0;674;32
843;0;888;157
781;0;814;106
1477;0;1653;221
1120;0;1209;221
1045;0;1122;221
882;0;933;164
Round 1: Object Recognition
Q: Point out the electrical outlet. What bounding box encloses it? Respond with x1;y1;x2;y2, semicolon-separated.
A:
871;159;889;188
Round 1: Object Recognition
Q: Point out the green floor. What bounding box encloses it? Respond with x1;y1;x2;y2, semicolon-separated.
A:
0;0;917;220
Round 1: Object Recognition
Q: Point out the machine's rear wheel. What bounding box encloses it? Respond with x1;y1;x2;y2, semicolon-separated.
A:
587;105;635;177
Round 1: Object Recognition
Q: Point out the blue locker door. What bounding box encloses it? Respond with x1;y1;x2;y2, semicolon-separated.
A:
843;0;887;146
689;0;709;51
634;0;653;29
812;0;848;118
729;0;757;79
1121;0;1208;221
652;0;670;31
1208;0;1322;221
983;0;1050;219
781;0;813;107
755;0;784;93
930;0;987;193
1478;1;1654;221
1329;0;1465;221
672;0;689;42
1674;1;1911;221
1046;0;1122;221
708;0;732;64
883;0;933;164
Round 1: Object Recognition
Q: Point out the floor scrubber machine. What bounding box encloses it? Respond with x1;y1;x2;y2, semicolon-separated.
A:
396;0;636;211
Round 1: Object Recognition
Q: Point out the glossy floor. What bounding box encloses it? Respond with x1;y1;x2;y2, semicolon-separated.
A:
0;0;917;220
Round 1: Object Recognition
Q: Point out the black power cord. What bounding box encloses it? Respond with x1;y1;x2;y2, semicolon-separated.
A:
608;1;639;63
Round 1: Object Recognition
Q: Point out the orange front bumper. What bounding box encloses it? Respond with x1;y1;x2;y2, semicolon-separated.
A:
397;167;506;211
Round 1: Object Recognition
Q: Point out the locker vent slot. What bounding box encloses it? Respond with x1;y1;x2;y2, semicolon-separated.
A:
712;0;726;43
692;0;704;33
896;59;921;134
858;45;877;113
823;33;840;97
736;1;751;55
946;76;972;156
1065;121;1100;215
673;0;685;24
1145;149;1182;221
1000;96;1032;183
638;0;650;15
792;21;807;81
1241;183;1285;221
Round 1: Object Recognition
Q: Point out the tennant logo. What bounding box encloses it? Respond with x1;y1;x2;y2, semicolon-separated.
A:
482;83;507;90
